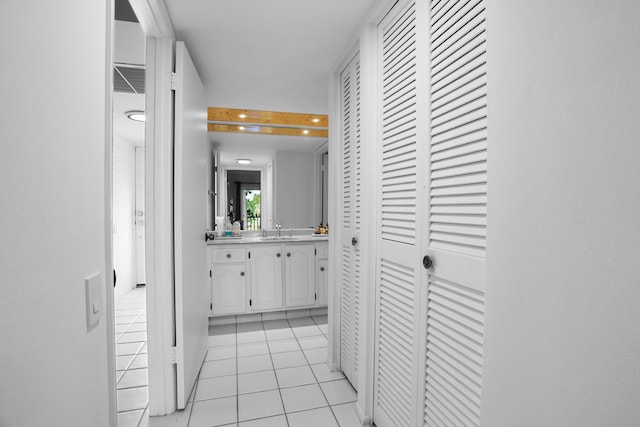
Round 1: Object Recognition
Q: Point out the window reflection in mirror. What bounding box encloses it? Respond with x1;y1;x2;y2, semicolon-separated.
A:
227;170;261;230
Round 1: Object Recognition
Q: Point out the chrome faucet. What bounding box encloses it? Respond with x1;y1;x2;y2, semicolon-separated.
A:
289;227;293;237
261;229;267;237
275;223;281;237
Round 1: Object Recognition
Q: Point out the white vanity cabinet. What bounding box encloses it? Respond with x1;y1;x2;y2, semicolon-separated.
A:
210;248;247;315
249;245;284;311
284;243;316;308
208;239;328;317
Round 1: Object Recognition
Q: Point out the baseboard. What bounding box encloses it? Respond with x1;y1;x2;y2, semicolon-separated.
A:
355;403;373;427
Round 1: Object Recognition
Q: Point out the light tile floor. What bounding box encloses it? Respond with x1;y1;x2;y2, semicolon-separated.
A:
189;318;361;427
115;287;149;427
114;286;362;427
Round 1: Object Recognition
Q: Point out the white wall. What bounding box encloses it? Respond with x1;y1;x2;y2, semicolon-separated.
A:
483;1;640;425
273;151;316;228
0;1;113;426
113;135;137;298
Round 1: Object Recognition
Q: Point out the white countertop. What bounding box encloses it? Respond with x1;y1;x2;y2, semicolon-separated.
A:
207;234;329;245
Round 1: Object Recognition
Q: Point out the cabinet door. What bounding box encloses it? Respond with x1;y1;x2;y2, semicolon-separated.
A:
284;244;316;308
249;245;283;311
211;263;246;315
317;258;328;306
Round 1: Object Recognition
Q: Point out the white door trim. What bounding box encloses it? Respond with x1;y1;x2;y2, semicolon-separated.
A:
104;2;117;425
130;0;177;416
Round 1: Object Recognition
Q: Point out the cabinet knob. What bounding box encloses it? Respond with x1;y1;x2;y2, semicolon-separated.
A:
240;271;245;276
277;253;281;258
320;267;325;272
422;255;434;270
287;253;291;257
226;253;231;258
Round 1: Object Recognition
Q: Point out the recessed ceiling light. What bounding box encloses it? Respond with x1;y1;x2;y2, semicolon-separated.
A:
312;118;320;123
303;129;310;135
126;110;145;122
238;126;245;130
238;114;247;119
236;159;251;165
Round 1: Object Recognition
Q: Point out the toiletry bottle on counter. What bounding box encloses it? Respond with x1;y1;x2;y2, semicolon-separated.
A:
232;221;241;236
225;220;232;236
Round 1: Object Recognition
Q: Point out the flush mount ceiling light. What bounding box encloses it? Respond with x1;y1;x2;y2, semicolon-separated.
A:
126;110;145;122
302;129;310;135
238;126;246;130
236;159;251;165
311;118;320;123
238;114;248;119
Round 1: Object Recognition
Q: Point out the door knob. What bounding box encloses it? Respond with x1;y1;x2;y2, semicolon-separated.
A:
351;236;358;246
422;255;433;270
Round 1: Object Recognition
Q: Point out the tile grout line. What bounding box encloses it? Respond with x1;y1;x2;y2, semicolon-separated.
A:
285;318;341;425
261;320;291;427
307;316;344;427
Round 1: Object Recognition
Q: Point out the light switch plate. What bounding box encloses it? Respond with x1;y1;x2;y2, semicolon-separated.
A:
85;272;102;330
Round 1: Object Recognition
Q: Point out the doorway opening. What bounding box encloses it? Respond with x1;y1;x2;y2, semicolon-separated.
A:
112;0;149;423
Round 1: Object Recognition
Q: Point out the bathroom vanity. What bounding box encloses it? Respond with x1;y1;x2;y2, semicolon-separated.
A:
207;234;328;317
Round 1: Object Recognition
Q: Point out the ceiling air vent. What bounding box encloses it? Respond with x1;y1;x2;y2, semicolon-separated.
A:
114;65;145;94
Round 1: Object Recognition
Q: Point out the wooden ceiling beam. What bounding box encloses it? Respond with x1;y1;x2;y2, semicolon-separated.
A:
208;107;328;128
208;123;328;138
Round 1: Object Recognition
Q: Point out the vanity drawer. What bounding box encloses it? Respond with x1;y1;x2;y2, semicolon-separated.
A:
211;248;247;264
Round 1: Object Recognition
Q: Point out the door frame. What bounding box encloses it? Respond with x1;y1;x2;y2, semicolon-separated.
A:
129;0;177;415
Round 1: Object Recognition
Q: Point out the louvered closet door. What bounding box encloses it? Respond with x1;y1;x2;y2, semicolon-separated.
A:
339;53;361;391
373;1;425;426
423;0;487;426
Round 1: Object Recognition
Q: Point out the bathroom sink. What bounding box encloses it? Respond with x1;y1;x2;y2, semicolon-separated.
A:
260;236;297;240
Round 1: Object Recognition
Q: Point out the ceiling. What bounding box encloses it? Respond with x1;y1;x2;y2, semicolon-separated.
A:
116;0;374;165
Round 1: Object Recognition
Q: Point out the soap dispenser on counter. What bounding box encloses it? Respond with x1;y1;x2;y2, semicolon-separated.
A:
232;221;241;236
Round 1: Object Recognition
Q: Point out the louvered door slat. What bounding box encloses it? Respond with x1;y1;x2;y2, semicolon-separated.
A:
427;360;480;420
432;20;486;81
431;94;486;129
432;74;486;114
431;172;486;190
431;0;483;49
431;147;486;169
431;136;486;161
425;0;487;426
431;55;486;100
430;204;485;215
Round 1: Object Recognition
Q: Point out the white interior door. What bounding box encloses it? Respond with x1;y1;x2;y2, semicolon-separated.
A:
373;1;426;426
174;41;209;410
422;0;487;425
339;52;361;391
